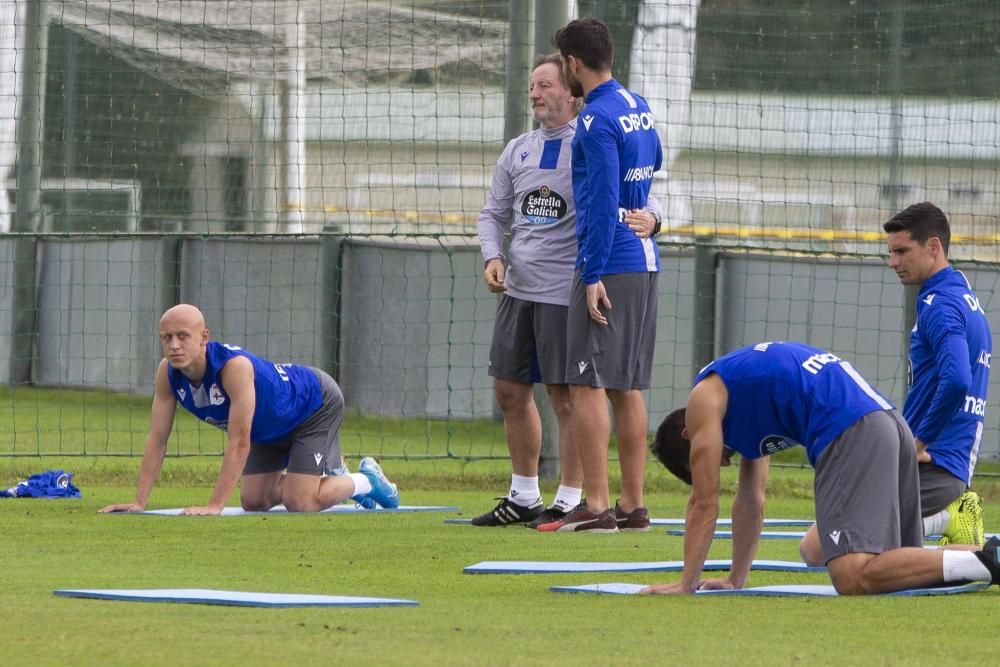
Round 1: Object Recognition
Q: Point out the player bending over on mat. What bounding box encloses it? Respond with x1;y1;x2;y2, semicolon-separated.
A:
100;304;398;515
646;341;999;595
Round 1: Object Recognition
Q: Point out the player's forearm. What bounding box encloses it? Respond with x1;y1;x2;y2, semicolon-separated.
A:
477;213;508;263
917;334;974;443
681;494;719;591
728;494;764;587
133;437;168;507
207;437;251;509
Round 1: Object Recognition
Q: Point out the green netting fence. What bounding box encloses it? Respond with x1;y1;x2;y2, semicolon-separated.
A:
2;1;999;462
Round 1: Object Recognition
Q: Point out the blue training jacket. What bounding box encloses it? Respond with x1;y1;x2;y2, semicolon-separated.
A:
572;79;663;284
167;341;322;444
905;266;992;485
695;342;895;466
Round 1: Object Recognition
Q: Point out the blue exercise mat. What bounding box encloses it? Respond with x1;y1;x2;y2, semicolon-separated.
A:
550;582;990;597
655;518;813;527
54;588;419;607
666;529;1000;543
445;517;813;527
136;504;458;516
464;559;825;574
667;529;806;539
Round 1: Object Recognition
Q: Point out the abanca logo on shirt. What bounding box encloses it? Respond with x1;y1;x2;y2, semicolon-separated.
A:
521;185;567;224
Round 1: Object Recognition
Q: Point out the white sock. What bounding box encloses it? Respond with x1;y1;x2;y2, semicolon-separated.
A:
552;485;582;512
942;550;991;582
508;474;540;506
924;509;950;537
350;473;372;497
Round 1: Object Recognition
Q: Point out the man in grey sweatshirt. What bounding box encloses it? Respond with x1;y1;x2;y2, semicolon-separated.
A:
475;53;660;529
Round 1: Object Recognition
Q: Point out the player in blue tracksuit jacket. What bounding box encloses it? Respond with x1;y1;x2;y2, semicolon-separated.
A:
646;342;1000;596
536;18;662;534
885;202;990;545
571;79;662;285
99;304;398;515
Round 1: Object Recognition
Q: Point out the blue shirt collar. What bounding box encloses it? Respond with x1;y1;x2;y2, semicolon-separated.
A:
920;265;956;294
584;78;620;104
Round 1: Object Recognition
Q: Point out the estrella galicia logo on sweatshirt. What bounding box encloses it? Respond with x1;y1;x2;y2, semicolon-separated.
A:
521;185;567;225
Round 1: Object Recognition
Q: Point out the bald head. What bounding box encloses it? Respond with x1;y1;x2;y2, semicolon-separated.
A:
159;304;209;374
160;303;206;330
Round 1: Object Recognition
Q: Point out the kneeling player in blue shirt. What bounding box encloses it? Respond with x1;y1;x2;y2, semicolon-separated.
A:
646;342;999;595
100;304;398;515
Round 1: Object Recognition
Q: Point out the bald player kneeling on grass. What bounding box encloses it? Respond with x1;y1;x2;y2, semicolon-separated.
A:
100;304;398;516
644;341;999;595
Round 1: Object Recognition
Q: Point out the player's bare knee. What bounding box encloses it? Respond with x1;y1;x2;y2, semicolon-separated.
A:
545;385;573;419
494;381;532;412
282;495;319;513
827;554;877;595
241;498;271;512
828;569;867;595
799;536;824;567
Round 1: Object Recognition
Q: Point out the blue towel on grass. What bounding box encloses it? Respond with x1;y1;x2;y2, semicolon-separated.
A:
0;469;82;498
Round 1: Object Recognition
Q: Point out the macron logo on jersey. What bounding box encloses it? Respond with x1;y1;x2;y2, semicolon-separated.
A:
177;388;186;402
923;294;935;305
582;115;595;131
520;151;528;162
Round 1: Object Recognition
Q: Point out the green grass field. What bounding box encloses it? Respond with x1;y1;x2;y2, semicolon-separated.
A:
3;388;1000;665
2;456;999;666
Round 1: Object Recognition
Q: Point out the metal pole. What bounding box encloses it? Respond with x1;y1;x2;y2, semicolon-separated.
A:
10;0;48;385
319;234;345;378
535;0;569;59
504;0;533;141
62;27;77;227
531;0;569;480
157;236;181;318
693;238;717;379
496;0;532;425
886;1;918;381
284;0;307;232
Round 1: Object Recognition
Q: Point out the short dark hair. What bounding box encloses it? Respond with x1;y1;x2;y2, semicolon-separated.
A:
883;202;951;255
552;18;613;71
649;408;692;485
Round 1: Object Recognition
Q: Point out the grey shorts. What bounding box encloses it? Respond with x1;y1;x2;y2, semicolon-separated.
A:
489;294;569;385
814;410;923;564
919;462;968;516
243;368;344;477
565;271;658;391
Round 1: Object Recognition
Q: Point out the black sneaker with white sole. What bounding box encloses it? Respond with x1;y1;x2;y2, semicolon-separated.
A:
470;497;544;526
974;535;1000;585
